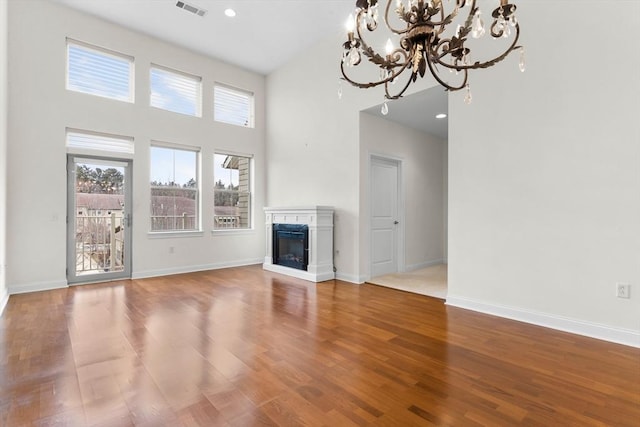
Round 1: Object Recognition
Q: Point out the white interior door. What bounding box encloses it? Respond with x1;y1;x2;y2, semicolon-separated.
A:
370;156;400;277
67;156;132;284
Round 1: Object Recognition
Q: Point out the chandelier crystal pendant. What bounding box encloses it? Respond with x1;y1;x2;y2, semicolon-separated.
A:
340;0;524;103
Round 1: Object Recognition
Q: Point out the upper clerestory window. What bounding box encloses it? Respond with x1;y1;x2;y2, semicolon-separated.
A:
150;65;202;117
214;84;255;128
66;39;134;103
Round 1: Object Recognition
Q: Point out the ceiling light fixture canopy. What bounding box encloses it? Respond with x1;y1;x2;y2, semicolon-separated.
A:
340;0;524;109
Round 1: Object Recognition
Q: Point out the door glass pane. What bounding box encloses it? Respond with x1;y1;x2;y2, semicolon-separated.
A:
74;162;126;276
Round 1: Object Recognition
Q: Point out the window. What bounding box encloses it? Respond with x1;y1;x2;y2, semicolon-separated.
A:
66;39;133;102
150;65;202;117
214;153;252;229
150;145;199;232
214;84;254;128
66;129;134;155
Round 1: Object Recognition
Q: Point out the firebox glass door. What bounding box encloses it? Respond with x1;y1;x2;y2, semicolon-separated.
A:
66;156;132;284
273;224;309;271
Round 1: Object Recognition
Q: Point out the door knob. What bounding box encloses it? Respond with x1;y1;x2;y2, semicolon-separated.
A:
394;220;399;225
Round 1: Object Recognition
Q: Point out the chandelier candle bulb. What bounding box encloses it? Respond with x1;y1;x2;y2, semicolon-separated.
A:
346;14;355;37
339;0;524;101
385;38;394;56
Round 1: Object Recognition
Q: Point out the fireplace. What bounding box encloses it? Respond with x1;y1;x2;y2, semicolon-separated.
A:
273;224;308;271
263;206;335;282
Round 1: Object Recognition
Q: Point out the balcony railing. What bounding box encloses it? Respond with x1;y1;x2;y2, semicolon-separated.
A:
213;215;240;229
150;214;197;231
75;213;124;275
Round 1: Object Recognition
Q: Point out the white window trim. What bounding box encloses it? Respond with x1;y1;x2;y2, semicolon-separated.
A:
66;38;135;103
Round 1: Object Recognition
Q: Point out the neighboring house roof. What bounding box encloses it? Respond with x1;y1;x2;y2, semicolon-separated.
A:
222;155;238;169
76;193;124;210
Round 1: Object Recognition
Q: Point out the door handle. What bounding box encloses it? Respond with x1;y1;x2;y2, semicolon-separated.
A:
394;220;399;225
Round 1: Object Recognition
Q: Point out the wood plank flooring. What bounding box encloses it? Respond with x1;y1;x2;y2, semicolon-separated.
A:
1;265;638;426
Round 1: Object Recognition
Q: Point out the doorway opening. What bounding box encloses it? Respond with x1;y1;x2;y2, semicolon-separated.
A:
362;87;449;300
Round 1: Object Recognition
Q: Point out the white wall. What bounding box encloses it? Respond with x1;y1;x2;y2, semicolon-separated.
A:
266;33;437;282
7;0;266;293
0;0;8;314
359;113;447;277
447;1;640;346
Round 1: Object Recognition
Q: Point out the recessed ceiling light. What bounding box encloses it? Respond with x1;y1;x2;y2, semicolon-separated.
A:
224;8;236;17
436;113;447;119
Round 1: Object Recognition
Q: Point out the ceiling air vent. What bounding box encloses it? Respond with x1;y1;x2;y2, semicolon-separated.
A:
176;1;207;17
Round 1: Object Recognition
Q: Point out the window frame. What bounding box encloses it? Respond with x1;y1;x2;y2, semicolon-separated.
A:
213;151;253;231
66;38;134;103
150;64;203;117
149;142;202;234
213;83;255;128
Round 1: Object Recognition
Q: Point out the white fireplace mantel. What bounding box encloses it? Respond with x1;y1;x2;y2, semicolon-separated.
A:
263;206;335;282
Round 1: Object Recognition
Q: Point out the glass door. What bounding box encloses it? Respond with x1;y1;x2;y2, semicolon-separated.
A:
67;156;132;284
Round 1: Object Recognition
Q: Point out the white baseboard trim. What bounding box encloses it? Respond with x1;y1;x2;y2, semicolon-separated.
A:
446;296;640;349
0;289;8;316
335;271;365;284
404;259;446;272
132;258;263;280
9;280;68;295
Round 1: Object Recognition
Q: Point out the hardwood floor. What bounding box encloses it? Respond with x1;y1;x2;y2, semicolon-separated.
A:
1;265;638;426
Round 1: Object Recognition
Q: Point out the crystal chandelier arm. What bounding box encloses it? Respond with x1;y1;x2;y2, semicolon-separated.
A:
340;61;387;89
362;43;409;68
383;0;411;35
425;49;468;91
434;23;521;71
384;70;414;99
355;7;378;40
340;54;412;90
428;0;471;28
428;5;476;64
355;11;409;69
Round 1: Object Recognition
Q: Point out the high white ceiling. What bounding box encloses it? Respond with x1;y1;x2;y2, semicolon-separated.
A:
363;86;448;140
50;0;448;139
52;0;355;75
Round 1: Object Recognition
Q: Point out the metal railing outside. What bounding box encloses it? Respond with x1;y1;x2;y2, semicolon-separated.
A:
75;213;124;275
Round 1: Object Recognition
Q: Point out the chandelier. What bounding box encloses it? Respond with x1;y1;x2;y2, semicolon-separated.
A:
340;0;524;111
